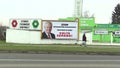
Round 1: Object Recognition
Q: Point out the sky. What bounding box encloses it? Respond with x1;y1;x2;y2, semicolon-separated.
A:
0;0;120;26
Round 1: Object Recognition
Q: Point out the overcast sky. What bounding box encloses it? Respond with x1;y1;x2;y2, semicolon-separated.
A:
0;0;120;26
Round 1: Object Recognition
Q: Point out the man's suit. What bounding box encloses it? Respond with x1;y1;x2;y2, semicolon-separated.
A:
41;32;55;39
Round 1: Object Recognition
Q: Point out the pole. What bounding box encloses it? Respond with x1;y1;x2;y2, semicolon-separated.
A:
80;0;83;17
111;33;113;45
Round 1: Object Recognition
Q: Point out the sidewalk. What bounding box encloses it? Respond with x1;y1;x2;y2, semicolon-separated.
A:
90;42;120;46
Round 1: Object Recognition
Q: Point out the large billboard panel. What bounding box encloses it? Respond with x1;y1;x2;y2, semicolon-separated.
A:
41;20;78;40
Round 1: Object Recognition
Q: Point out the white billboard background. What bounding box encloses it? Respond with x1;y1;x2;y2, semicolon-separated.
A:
42;21;78;40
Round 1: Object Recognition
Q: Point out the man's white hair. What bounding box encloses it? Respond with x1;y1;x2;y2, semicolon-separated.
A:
44;21;52;27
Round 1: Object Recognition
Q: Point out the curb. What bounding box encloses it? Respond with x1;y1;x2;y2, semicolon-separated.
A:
0;50;120;55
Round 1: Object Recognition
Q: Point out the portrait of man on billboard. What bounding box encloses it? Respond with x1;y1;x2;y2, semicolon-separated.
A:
41;21;55;39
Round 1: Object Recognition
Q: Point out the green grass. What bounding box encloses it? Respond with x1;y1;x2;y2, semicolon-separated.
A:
0;45;119;53
0;41;6;44
0;41;120;53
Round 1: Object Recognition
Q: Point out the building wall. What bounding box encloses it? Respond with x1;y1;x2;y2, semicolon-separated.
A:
6;29;81;44
6;29;92;44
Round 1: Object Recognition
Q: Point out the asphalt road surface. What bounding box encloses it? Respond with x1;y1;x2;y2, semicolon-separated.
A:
0;53;120;68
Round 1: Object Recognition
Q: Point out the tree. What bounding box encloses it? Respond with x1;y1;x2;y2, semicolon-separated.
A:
112;4;120;24
83;10;95;17
83;11;89;17
0;25;8;40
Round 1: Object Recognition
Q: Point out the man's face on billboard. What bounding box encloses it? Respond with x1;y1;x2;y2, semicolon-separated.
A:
45;23;52;34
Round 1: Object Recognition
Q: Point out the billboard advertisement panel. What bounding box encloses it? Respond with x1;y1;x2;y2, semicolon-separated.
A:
80;17;95;26
9;19;41;30
41;20;78;40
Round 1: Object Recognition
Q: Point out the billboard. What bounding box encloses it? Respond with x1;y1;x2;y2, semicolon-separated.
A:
41;20;78;40
9;19;41;30
95;30;108;35
113;31;120;36
80;17;95;26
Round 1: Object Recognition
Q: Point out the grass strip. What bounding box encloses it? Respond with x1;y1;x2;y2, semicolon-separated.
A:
0;45;119;53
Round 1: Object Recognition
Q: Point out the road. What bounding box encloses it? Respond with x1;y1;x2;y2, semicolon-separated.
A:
0;53;120;68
